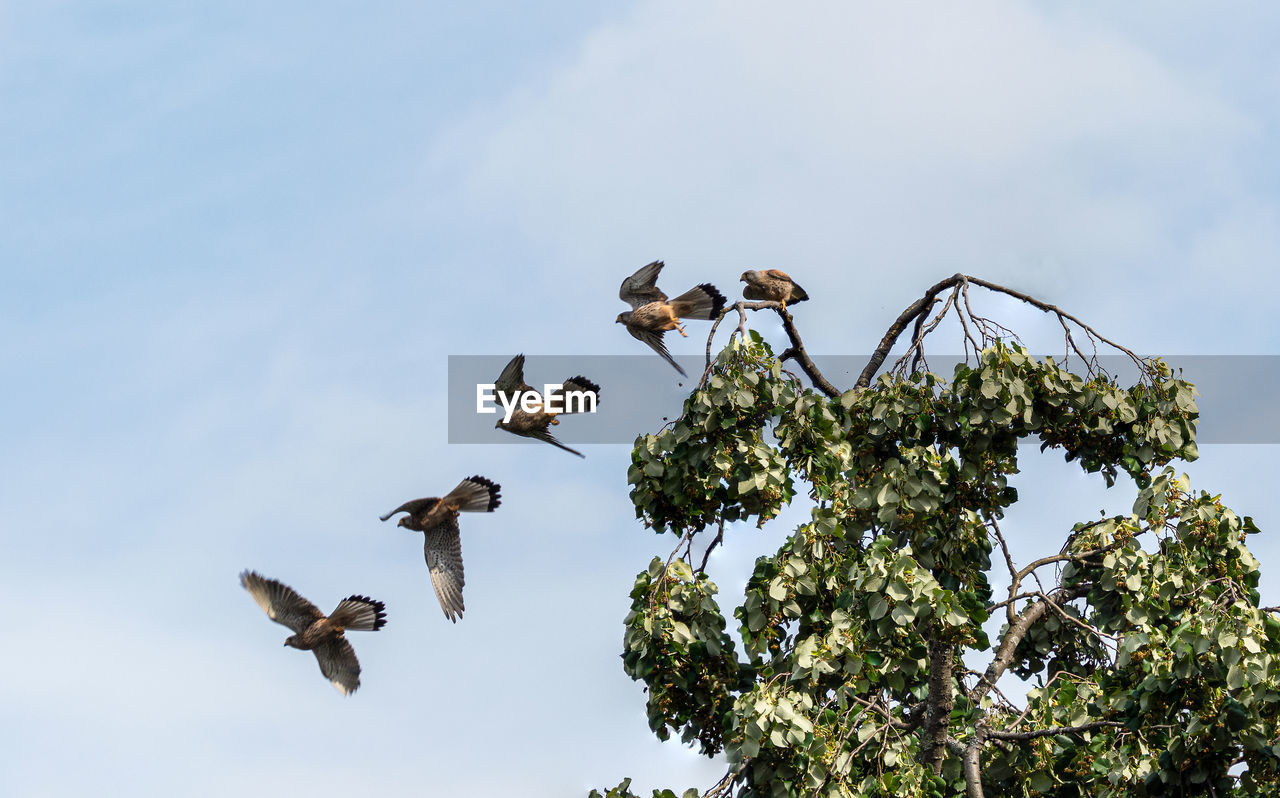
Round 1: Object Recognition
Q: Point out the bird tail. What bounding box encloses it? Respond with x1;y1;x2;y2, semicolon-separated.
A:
555;376;600;414
669;283;726;320
329;595;388;632
446;475;502;512
789;284;810;303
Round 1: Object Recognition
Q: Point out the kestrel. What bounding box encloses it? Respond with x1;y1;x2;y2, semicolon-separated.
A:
239;569;387;696
616;260;727;377
494;354;600;458
740;269;809;309
378;476;501;622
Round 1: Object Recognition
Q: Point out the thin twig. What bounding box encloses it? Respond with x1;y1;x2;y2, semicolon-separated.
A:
987;720;1125;741
697;517;726;574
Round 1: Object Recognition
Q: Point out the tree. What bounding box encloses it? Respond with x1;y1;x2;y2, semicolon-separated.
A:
594;275;1280;798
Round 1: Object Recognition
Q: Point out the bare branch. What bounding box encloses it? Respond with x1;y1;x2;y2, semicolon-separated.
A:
697;517;725;574
856;274;1151;389
987;720;1125;741
989;519;1019;627
775;305;840;397
699;300;840;397
857;274;963;389
970;584;1090;704
702;761;748;798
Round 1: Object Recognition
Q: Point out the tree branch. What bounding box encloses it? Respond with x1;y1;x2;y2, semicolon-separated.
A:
987;720;1125;741
700;301;840;397
946;734;986;798
857;274;962;389
856;274;1150;389
775;305;840;397
970;584;1090;704
921;637;956;775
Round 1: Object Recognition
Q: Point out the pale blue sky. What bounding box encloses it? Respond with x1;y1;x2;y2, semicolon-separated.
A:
2;2;1279;796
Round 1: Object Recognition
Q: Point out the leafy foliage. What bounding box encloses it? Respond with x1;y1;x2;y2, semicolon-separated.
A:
601;330;1278;797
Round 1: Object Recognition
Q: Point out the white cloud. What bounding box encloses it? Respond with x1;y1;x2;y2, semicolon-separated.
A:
430;0;1274;355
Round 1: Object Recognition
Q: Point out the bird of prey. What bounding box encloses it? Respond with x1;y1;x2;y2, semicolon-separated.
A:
493;354;600;458
616;260;726;377
740;269;809;309
239;570;387;696
378;476;501;622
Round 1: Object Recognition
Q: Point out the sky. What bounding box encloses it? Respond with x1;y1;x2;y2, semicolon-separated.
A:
2;2;1279;795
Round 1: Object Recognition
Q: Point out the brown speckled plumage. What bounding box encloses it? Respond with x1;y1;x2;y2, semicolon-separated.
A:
493;354;599;457
379;476;501;622
616;260;726;377
239;570;387;696
741;269;808;307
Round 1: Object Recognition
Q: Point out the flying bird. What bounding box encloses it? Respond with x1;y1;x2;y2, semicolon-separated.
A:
740;269;809;309
379;476;501;622
239;570;387;696
494;354;600;458
616;260;726;377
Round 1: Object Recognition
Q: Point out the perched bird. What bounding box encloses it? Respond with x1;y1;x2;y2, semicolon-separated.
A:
741;269;809;309
494;354;600;458
378;476;502;622
616;260;726;377
239;570;387;696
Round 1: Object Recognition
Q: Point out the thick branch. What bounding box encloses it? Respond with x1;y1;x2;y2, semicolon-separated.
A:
987;721;1125;741
921;637;956;775
776;306;840;397
857;274;962;389
946;736;985;798
700;300;840;397
970;584;1090;704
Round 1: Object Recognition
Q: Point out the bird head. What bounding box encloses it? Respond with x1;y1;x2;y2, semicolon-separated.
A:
396;517;410;529
740;270;758;284
615;312;630;325
284;635;304;649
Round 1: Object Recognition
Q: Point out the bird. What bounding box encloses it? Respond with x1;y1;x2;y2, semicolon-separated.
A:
616;260;726;377
493;354;600;458
740;269;809;309
378;476;501;622
239;570;387;696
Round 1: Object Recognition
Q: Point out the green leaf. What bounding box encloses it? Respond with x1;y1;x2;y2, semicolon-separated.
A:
868;595;889;620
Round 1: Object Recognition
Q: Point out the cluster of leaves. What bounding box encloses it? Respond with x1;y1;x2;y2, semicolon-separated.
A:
622;556;748;755
985;471;1279;796
629;334;798;533
602;333;1276;798
588;778;697;798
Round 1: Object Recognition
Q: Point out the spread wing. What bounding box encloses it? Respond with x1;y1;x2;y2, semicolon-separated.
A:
379;497;439;522
628;327;687;377
240;570;324;634
423;519;466;622
494;354;534;406
527;427;585;458
313;637;362;696
619;260;668;309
